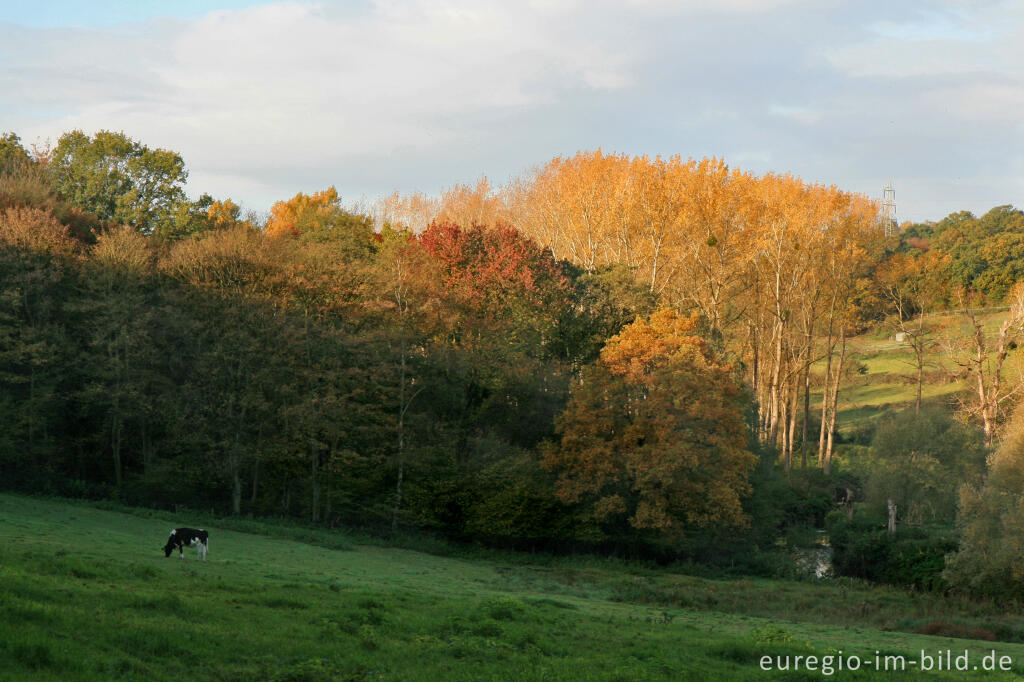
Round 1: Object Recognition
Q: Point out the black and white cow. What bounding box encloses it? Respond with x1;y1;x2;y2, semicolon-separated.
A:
163;528;209;561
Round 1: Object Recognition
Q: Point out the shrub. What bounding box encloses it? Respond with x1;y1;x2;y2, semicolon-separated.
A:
827;511;956;591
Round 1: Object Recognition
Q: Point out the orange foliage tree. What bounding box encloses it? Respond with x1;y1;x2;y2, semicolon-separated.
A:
511;151;880;469
543;309;755;534
205;198;243;230
266;187;349;238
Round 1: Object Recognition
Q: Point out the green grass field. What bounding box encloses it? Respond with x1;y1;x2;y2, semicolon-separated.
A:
808;311;1024;434
4;494;1024;680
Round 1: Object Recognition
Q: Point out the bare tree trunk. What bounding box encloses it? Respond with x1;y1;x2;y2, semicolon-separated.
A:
887;498;897;534
391;330;423;536
768;319;783;447
787;380;798;467
818;342;833;465
111;414;123;488
325;439;339;524
780;387;790;471
948;292;1024;446
140;420;151;476
780;376;799;472
250;460;259;505
916;358;924;413
817;296;838;466
801;365;811;468
966;309;997;445
750;324;759;400
798;306;817;468
310;439;320;523
231;466;241;516
914;312;927;413
391;336;407;537
824;327;846;475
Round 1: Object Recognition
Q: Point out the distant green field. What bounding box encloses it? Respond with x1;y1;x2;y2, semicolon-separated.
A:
809;311;1024;433
4;494;1024;680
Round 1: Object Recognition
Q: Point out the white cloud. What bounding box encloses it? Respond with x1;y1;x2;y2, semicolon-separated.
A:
622;0;810;13
4;1;639;202
1;0;1021;222
768;104;822;126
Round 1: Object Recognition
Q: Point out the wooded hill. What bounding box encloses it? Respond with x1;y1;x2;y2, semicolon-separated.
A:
4;130;1024;595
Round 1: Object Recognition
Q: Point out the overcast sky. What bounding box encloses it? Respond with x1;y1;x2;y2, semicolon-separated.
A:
2;0;1021;223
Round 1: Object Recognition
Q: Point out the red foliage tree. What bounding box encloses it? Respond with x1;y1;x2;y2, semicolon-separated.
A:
418;220;569;354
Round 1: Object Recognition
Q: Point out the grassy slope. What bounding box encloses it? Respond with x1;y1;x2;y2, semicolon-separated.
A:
4;495;1024;680
812;311;1024;434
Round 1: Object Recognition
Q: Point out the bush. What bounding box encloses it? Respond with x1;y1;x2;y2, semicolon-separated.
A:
946;402;1024;599
827;510;956;591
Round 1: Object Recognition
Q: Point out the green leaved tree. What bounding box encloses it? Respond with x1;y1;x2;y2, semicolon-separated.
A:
50;130;188;237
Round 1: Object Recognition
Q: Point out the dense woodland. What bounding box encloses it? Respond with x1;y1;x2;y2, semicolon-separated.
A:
5;130;1024;597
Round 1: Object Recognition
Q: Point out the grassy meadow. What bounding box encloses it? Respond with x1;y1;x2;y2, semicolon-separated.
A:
813;311;1022;434
4;493;1024;680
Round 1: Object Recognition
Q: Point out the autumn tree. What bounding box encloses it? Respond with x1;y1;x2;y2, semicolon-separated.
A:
544;309;755;538
272;221;385;524
512;150;622;270
368;231;442;533
413;221;575;476
876;249;950;412
945;283;1024;445
162;227;284;514
0;207;80;486
810;194;878;472
509;151;880;469
369;190;439;234
436;177;508;229
266;186;374;250
165;194;252;239
419;220;570;360
75;227;159;487
663;157;750;329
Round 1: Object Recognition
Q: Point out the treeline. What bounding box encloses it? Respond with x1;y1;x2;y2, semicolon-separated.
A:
2;131;780;561
9;130;1024;591
385;152;884;473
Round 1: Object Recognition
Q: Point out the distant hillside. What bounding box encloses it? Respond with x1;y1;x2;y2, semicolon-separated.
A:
815;310;1022;434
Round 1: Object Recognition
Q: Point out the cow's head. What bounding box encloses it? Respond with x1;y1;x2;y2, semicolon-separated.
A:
163;529;177;557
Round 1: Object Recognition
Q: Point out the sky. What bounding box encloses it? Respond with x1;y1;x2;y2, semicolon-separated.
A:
1;0;1021;223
